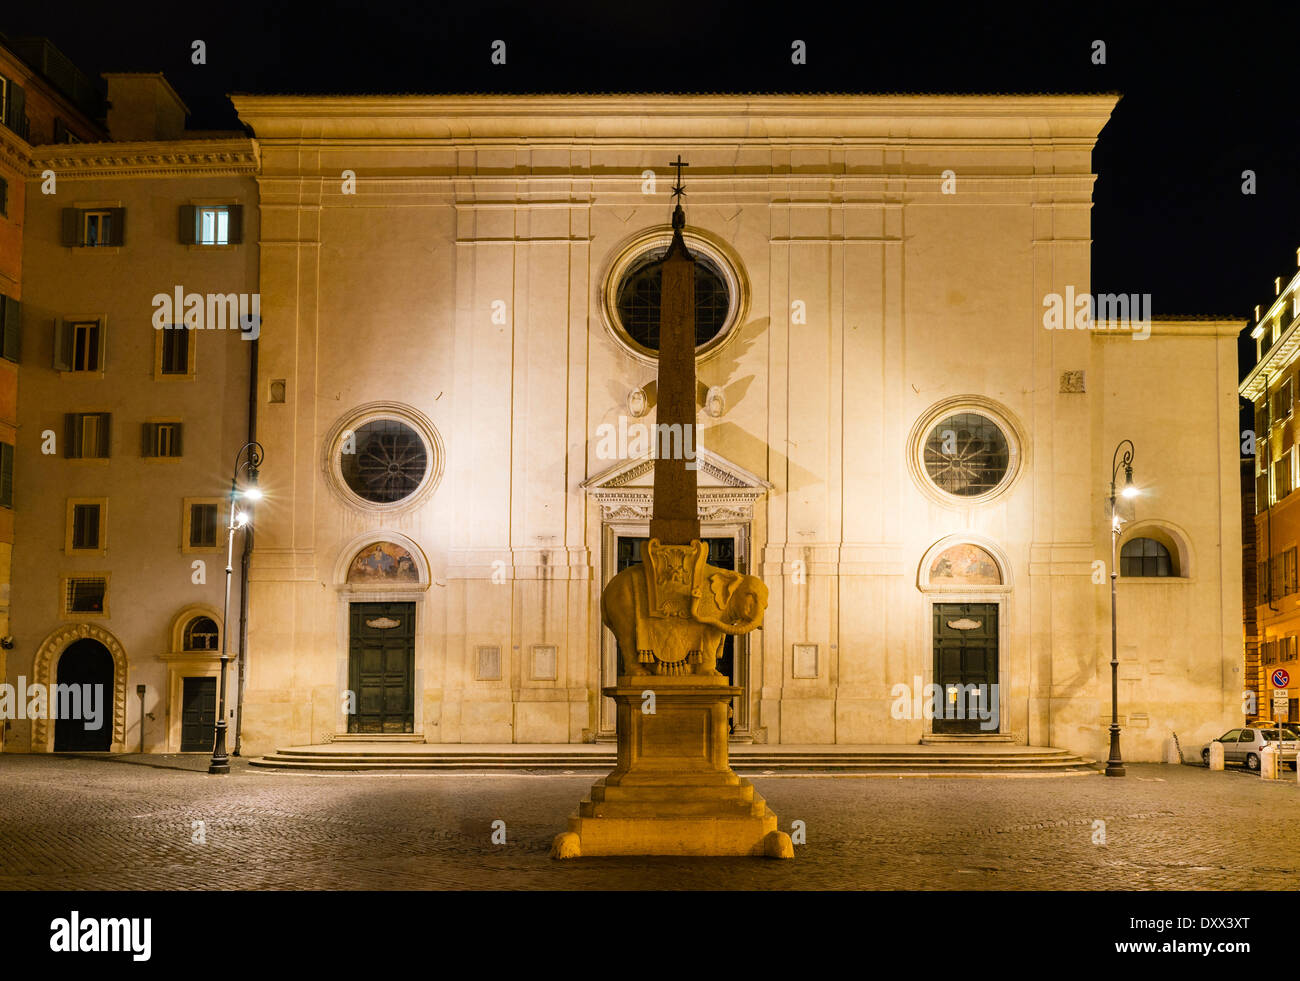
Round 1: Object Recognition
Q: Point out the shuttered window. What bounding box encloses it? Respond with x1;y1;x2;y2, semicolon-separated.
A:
0;295;19;362
181;204;243;245
0;442;12;508
64;413;111;458
142;422;183;458
61;207;126;247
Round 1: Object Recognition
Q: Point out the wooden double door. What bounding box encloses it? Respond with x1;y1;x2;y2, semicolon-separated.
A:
932;603;999;734
348;602;415;733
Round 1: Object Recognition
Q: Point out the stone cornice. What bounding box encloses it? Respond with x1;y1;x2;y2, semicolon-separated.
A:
27;138;260;179
232;94;1118;146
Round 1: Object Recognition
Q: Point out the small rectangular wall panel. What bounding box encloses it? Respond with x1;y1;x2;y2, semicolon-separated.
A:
531;644;558;681
476;645;501;680
793;643;819;679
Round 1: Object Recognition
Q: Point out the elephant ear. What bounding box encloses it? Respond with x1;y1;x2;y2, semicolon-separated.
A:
710;573;737;611
692;572;736;629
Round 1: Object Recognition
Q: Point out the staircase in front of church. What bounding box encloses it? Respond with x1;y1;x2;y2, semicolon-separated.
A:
251;739;1099;776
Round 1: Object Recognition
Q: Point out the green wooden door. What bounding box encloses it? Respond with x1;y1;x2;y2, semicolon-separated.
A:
348;602;415;733
932;603;999;734
180;676;217;752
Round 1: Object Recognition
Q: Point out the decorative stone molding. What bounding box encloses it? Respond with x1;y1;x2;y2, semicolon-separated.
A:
332;530;431;589
584;448;770;523
906;395;1028;508
917;534;1014;593
30;622;129;753
28;139;260;180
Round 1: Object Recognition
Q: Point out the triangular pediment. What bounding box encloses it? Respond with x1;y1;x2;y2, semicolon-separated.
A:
583;449;770;523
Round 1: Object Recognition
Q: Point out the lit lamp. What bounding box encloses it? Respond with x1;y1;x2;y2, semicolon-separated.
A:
1106;439;1138;777
209;442;264;775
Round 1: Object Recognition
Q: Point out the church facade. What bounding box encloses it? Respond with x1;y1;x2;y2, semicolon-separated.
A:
226;93;1242;763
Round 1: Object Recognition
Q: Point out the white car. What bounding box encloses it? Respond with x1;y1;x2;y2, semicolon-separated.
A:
1200;726;1299;771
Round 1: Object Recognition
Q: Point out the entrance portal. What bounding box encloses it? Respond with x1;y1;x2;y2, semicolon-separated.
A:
52;638;114;752
932;603;999;734
348;602;415;733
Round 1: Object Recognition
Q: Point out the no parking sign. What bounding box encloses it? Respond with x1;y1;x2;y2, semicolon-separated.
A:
1272;668;1290;688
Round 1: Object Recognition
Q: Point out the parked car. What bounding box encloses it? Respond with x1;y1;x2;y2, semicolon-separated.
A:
1200;727;1300;771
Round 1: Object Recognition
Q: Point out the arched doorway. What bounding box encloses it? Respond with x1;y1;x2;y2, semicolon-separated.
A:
53;638;114;751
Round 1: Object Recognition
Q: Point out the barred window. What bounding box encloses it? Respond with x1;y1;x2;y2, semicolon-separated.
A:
1120;538;1173;577
615;249;730;352
922;413;1011;497
183;616;219;651
65;577;106;615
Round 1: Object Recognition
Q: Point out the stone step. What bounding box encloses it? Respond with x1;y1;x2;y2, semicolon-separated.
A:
329;733;426;743
250;752;1098;773
921;733;1016;743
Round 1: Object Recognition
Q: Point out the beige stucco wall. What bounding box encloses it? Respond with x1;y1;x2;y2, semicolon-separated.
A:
227;94;1239;761
6;142;257;752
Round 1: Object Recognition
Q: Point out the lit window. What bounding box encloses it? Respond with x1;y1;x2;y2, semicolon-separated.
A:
197;206;230;246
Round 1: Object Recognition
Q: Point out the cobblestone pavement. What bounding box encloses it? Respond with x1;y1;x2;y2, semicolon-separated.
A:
0;755;1296;890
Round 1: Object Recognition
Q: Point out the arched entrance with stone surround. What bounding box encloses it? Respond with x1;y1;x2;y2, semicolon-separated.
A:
31;623;130;753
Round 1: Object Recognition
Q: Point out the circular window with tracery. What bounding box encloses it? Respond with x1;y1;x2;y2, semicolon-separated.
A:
602;229;746;364
325;404;444;513
909;399;1023;505
341;420;428;504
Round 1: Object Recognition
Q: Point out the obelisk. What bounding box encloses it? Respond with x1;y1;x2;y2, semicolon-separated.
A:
649;163;700;546
550;158;792;859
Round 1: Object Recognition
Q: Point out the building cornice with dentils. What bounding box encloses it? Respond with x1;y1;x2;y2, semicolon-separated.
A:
1241;263;1300;402
25;138;260;180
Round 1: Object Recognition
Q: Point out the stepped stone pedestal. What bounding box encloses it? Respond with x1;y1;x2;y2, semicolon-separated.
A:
551;681;791;858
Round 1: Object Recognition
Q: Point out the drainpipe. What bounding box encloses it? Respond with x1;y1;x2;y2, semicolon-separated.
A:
1267;372;1278;614
233;333;258;756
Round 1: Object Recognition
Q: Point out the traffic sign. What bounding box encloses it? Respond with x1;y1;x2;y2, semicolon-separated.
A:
1271;668;1290;688
1273;692;1290;723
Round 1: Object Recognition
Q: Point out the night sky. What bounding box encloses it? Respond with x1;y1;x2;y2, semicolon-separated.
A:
5;1;1298;377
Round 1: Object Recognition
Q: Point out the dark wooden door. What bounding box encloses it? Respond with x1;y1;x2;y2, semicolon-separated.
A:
53;639;113;751
180;677;217;752
932;603;999;734
348;602;415;733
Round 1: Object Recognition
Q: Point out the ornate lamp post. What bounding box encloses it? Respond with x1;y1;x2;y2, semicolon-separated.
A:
209;441;263;775
1106;439;1138;778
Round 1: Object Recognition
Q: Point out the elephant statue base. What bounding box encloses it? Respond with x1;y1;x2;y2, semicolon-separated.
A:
600;538;768;682
550;540;791;859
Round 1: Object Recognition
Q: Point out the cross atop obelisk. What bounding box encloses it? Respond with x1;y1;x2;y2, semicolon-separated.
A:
649;156;700;545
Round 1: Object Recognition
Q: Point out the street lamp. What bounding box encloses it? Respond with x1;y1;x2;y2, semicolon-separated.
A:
1106;439;1138;778
209;441;264;775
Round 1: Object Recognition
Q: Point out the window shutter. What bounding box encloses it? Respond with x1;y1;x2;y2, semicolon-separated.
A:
173;423;183;457
98;413;111;457
52;318;72;370
0;296;18;362
179;205;197;245
64;413;78;458
0;442;12;508
53;117;67;143
108;208;126;246
61;208;80;247
6;82;25;134
228;205;243;244
141;422;155;457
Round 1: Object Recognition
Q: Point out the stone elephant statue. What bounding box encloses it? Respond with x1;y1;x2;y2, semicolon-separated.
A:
601;539;768;679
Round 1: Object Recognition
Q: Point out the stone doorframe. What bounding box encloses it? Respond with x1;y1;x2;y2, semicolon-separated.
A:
917;535;1014;738
584;449;771;740
30;622;130;753
332;531;430;740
